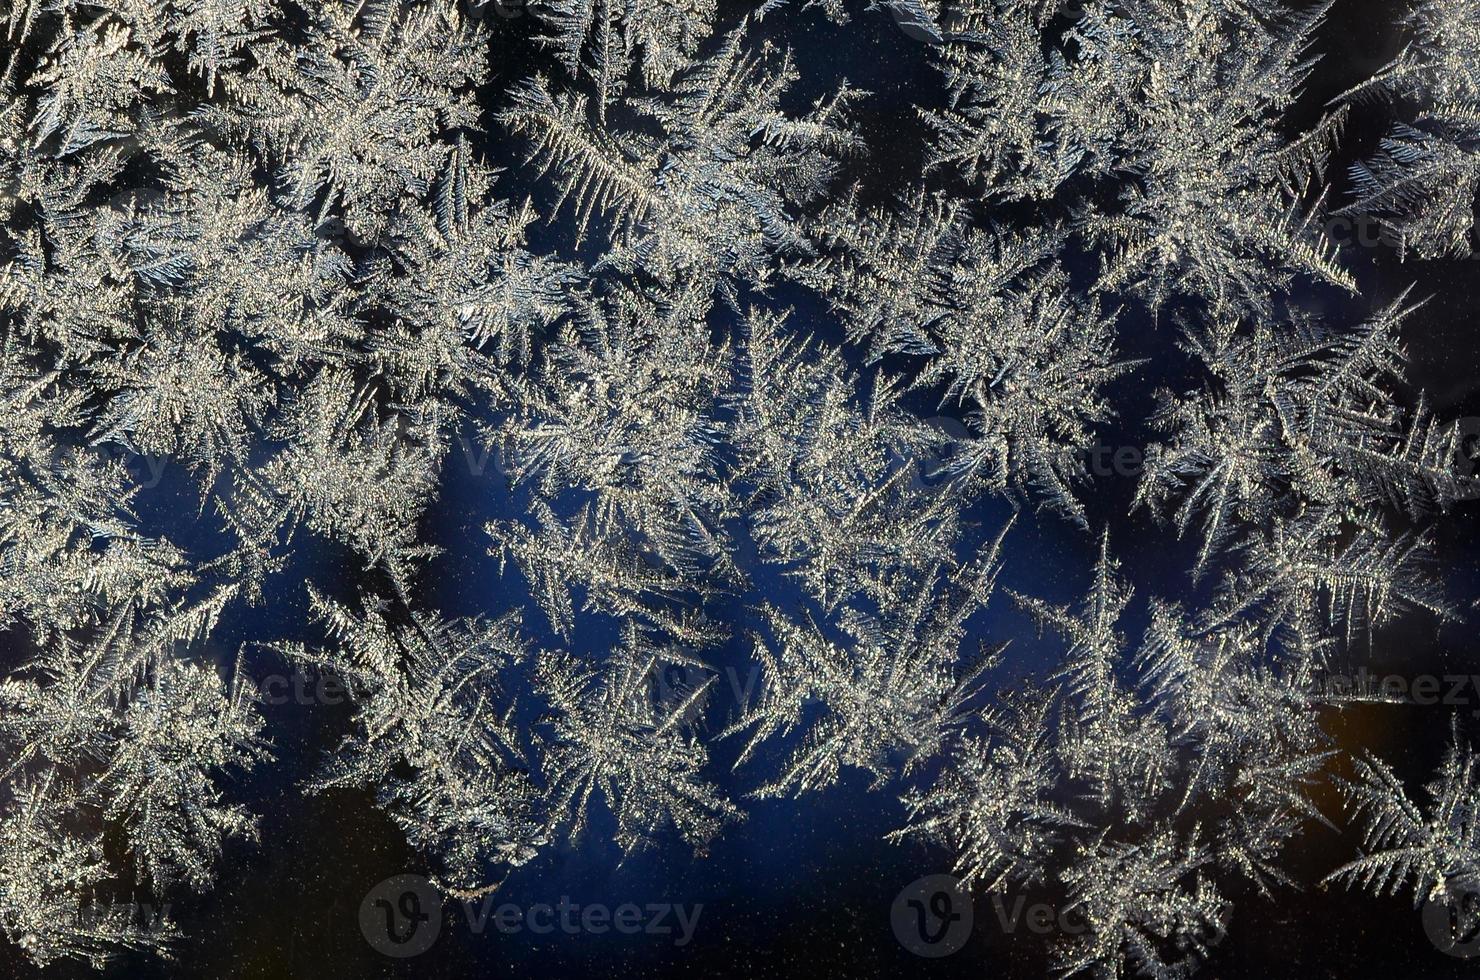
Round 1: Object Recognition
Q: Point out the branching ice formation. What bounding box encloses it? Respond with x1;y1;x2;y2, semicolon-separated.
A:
0;0;1475;974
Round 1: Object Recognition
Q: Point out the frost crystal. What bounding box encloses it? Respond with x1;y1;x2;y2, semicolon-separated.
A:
0;0;1474;973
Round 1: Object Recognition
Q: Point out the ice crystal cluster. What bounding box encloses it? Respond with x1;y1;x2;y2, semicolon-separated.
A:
0;0;1477;975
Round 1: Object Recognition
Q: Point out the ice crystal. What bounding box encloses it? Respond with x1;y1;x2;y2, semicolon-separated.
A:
0;0;1474;972
1325;721;1480;909
1338;0;1480;259
536;625;741;855
268;589;543;890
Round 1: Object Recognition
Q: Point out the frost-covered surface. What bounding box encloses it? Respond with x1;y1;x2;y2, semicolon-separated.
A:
0;0;1477;975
